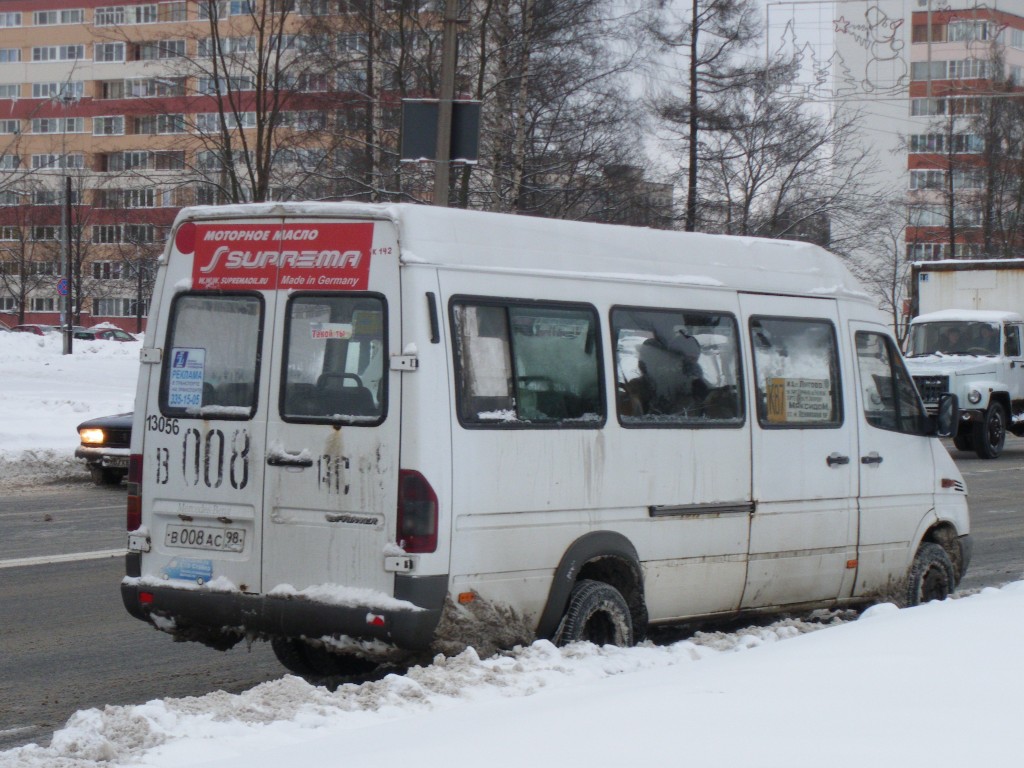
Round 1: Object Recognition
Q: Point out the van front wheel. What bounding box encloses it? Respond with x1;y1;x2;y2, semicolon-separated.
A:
905;543;955;606
554;580;634;647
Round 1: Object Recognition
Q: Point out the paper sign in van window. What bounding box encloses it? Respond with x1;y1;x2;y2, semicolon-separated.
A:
169;347;206;409
766;377;832;423
183;222;375;291
352;310;383;337
310;323;353;340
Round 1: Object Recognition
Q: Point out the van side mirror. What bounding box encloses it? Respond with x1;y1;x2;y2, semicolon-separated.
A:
932;393;959;438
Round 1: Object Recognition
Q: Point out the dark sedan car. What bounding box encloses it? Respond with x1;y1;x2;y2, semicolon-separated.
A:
76;412;133;485
73;328;138;342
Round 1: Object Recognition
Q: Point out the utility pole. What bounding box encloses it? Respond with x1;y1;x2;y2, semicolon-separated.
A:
432;0;459;207
63;174;73;354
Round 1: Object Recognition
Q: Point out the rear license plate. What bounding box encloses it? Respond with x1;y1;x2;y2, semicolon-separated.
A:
165;524;245;553
102;457;129;469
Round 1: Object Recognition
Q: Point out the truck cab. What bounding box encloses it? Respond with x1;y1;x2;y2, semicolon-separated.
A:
905;309;1024;458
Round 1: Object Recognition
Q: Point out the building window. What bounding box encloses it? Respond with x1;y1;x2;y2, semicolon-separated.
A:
153;151;185;170
31;225;60;240
0;226;20;240
31;117;85;134
0;119;19;134
909;169;945;190
125;77;186;97
909;133;983;154
159;2;188;22
31;153;84;170
33;9;84;25
95;297;147;317
135;39;185;60
0;154;19;170
31;82;85;100
31;297;56;312
0;190;20;205
92;225;122;244
93;116;125;136
0;85;18;99
32;45;85;61
0;48;21;63
0;12;21;27
125;224;155;243
948;20;994;42
94;42;126;62
33;190;80;206
0;296;17;310
92;261;124;280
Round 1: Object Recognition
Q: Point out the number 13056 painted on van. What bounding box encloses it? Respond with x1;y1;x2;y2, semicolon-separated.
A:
121;203;970;679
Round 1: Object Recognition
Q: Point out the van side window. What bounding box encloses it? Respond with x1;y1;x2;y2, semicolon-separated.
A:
856;331;930;434
750;316;842;428
452;300;604;427
161;294;262;419
612;307;743;426
280;294;385;424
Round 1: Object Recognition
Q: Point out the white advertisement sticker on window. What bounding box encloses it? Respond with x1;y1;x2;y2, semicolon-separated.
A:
169;347;206;409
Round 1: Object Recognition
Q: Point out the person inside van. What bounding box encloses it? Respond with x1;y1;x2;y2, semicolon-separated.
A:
630;330;708;416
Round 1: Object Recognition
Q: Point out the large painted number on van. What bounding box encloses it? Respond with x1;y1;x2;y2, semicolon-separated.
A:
179;428;250;490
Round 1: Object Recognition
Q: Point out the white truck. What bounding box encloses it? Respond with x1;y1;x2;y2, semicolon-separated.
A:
906;259;1024;459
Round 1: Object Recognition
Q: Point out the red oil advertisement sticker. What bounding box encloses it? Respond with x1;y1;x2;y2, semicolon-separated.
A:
184;222;374;291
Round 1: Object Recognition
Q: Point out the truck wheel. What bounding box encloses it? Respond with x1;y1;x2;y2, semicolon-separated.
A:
952;432;974;452
904;542;955;606
554;580;634;647
973;401;1006;459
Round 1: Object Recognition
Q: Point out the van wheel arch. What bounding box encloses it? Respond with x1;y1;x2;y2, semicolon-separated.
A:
536;531;647;643
922;524;965;585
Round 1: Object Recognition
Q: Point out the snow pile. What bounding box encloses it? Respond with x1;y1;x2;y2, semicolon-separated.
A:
3;586;1024;767
0;331;139;486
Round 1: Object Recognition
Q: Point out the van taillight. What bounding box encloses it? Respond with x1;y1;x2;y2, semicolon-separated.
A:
127;453;143;531
397;469;438;553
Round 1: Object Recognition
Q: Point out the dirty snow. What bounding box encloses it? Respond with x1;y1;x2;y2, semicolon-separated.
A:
2;328;1023;768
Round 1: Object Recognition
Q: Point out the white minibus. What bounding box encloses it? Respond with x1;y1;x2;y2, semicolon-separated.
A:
121;203;971;677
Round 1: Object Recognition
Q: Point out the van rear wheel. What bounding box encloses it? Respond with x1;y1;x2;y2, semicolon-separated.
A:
271;637;378;679
554;580;634;647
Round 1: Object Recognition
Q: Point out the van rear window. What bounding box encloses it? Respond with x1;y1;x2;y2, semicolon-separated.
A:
452;300;604;428
161;294;263;419
280;294;386;424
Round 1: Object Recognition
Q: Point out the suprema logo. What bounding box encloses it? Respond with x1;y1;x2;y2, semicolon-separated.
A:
199;246;363;273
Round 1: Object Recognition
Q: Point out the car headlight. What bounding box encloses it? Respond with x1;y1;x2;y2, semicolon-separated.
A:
967;390;982;405
79;428;107;445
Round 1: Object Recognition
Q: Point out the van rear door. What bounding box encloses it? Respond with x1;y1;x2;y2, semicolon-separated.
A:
258;218;400;596
143;216;398;600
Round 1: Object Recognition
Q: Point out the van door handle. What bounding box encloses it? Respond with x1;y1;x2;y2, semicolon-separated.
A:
267;453;314;468
861;452;883;466
826;452;850;467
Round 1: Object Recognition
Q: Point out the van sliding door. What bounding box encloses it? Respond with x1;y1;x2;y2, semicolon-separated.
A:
739;294;858;608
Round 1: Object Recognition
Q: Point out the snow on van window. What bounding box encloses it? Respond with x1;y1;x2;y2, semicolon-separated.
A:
750;317;840;427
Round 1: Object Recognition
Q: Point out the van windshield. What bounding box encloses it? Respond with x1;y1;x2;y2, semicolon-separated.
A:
281;294;386;424
907;321;1000;357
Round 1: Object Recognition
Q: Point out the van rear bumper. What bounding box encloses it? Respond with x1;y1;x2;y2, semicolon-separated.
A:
121;564;448;653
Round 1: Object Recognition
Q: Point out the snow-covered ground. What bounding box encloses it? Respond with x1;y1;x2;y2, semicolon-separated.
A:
1;331;1021;768
0;330;139;487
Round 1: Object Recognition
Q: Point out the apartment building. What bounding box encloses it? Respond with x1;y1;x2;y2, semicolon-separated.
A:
905;3;1024;262
0;0;380;331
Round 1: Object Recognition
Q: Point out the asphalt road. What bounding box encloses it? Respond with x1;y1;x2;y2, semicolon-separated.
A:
1;443;1022;751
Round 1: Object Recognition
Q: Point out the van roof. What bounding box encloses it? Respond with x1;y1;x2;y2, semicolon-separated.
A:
173;202;874;304
913;309;1024;324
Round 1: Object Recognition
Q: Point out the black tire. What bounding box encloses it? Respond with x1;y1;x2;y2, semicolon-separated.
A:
952;431;974;452
554;579;635;647
905;542;956;606
270;637;377;679
973;401;1006;459
89;465;124;486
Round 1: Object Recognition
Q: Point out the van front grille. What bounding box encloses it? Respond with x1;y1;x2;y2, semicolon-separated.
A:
912;375;949;404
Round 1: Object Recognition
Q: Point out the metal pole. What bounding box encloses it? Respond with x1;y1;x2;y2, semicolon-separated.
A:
64;174;72;354
432;0;459;207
